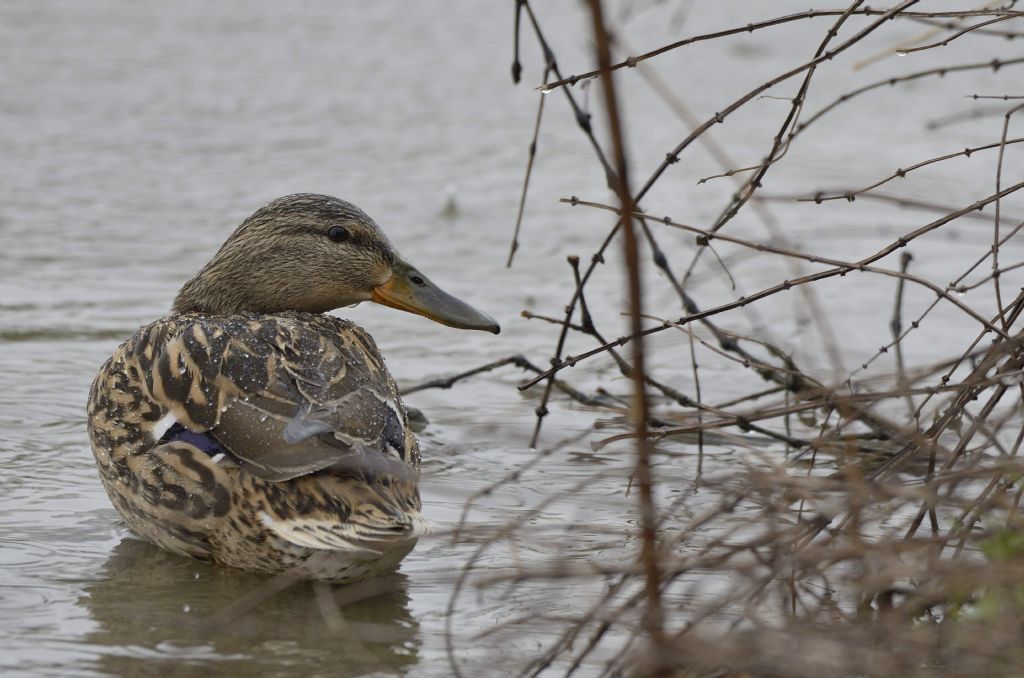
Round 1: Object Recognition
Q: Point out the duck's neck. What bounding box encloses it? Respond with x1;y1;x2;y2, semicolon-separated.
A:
172;264;252;315
171;257;353;316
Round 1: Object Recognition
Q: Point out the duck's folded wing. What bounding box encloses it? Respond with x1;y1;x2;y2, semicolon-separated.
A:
143;315;416;482
258;475;431;553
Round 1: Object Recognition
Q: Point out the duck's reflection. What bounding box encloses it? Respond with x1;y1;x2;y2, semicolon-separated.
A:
80;536;420;677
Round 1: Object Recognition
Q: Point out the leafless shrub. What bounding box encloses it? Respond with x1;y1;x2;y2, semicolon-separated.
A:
411;2;1024;675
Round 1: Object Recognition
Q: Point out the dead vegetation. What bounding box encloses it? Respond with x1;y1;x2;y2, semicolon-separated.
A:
418;2;1024;676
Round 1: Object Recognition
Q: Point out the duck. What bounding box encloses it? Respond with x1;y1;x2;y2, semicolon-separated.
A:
87;193;499;582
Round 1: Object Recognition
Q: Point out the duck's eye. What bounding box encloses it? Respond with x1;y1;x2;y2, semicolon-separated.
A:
327;226;350;243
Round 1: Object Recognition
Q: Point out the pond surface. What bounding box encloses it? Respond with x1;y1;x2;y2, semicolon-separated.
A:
2;2;1022;676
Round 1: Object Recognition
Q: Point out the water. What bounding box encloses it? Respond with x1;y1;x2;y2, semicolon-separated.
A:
2;2;1023;676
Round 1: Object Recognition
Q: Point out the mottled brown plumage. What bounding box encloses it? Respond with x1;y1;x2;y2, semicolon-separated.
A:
88;194;497;581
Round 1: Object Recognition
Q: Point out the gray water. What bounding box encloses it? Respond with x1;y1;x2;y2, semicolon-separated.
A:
2;2;1022;676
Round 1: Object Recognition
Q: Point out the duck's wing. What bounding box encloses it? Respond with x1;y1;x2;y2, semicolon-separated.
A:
144;313;418;483
256;474;430;554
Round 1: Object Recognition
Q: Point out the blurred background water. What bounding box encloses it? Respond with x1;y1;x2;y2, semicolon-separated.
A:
2;2;1022;676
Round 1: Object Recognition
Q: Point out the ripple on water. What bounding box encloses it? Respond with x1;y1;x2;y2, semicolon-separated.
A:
0;584;54;614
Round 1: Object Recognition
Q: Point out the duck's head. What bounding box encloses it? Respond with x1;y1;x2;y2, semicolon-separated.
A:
172;193;499;333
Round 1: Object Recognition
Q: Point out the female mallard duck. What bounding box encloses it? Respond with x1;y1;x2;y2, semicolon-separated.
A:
87;194;498;582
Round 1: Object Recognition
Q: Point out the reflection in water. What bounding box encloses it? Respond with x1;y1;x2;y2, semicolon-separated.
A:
81;537;420;677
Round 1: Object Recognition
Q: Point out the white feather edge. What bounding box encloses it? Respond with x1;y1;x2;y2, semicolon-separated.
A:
258;511;431;554
151;412;178;441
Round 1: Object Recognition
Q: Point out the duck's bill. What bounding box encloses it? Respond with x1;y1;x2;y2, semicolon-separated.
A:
371;260;500;334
